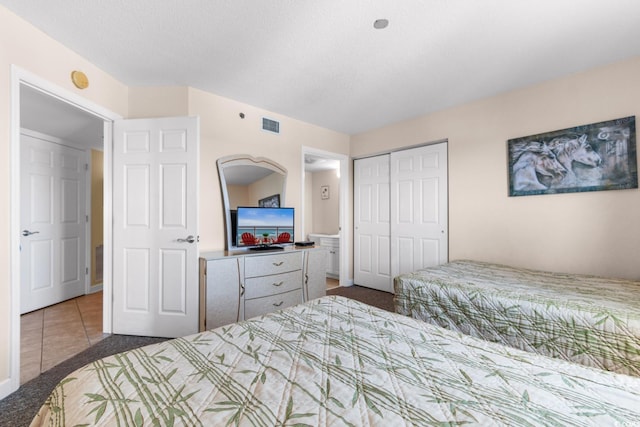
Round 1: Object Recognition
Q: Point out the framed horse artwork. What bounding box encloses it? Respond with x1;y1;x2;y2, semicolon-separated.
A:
507;116;637;197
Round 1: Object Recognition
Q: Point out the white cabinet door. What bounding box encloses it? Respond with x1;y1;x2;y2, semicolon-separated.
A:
204;257;243;330
303;249;327;301
325;240;340;277
308;234;339;277
354;155;392;292
20;133;86;313
113;116;199;337
390;143;448;278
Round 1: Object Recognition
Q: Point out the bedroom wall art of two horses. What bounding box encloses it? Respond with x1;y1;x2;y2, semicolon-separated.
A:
508;119;637;196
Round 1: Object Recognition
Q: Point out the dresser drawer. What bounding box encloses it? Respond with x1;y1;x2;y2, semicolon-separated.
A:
245;270;302;300
244;252;302;277
244;289;303;319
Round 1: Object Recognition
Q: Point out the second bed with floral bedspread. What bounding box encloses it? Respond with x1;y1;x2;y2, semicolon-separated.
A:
394;260;640;376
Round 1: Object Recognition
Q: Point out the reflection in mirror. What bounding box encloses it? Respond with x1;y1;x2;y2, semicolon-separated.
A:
217;154;287;250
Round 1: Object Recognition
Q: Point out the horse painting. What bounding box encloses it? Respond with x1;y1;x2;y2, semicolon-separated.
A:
548;134;602;186
510;142;566;191
549;134;601;171
508;116;636;196
597;125;631;179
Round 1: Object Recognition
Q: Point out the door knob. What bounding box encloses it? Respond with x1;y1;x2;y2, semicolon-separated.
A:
22;230;39;237
177;235;196;243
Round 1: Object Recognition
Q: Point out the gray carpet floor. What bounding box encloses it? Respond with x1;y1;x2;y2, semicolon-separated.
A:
0;285;393;426
327;284;395;312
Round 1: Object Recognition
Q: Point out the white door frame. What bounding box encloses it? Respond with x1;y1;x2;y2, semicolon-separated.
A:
301;147;351;287
85;146;104;294
7;65;121;397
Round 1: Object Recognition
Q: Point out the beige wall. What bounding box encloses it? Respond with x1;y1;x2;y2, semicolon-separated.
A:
187;87;350;251
248;172;284;207
352;57;640;280
226;184;250;210
0;6;129;391
310;169;341;235
128;86;189;118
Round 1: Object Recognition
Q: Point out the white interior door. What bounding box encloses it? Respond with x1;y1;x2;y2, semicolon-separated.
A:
20;132;87;314
391;143;448;278
354;154;391;292
113;116;199;337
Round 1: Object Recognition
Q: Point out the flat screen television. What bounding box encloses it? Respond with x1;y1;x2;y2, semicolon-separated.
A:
236;206;294;249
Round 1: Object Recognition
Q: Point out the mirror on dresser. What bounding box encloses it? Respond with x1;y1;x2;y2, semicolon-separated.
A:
217;154;287;250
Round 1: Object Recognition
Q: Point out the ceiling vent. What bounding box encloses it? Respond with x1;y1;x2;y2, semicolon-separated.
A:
262;117;280;134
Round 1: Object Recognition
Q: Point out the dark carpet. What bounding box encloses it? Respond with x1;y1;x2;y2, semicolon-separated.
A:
327;284;395;313
0;285;393;427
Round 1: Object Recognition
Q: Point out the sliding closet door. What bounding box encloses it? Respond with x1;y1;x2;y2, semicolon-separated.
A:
354;143;448;294
354;155;391;292
390;143;448;279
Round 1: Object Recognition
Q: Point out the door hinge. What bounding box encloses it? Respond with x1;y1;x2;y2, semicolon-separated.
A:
86;215;89;223
85;163;89;171
86;267;89;275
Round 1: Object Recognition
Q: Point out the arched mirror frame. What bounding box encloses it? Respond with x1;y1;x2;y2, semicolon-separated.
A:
217;154;287;251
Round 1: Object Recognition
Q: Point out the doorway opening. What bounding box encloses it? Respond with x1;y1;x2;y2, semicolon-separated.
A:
302;147;350;288
18;86;105;384
8;66;120;398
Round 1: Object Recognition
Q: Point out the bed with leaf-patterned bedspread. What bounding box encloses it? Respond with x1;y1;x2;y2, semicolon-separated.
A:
31;296;640;426
394;260;640;377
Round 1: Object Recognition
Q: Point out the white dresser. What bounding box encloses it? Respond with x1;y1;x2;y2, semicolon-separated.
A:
199;246;326;330
308;234;339;278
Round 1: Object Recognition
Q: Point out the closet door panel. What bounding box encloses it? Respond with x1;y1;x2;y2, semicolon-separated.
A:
391;143;448;280
354;155;391;292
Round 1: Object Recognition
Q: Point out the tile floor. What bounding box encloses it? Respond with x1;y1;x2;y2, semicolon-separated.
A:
20;278;340;385
326;277;340;290
20;291;107;384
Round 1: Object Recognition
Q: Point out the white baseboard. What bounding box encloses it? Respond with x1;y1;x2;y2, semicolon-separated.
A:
0;375;19;401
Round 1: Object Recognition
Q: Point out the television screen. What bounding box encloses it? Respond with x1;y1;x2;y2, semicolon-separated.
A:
236;207;294;247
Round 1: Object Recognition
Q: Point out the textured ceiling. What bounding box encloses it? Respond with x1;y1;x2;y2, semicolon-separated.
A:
4;0;640;135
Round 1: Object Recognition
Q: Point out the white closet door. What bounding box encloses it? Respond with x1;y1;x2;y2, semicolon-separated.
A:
390;143;448;279
353;143;448;294
20;133;86;314
354;155;392;292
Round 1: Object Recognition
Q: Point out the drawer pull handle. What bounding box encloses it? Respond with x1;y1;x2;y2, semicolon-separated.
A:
273;301;284;307
272;281;284;287
272;261;284;266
